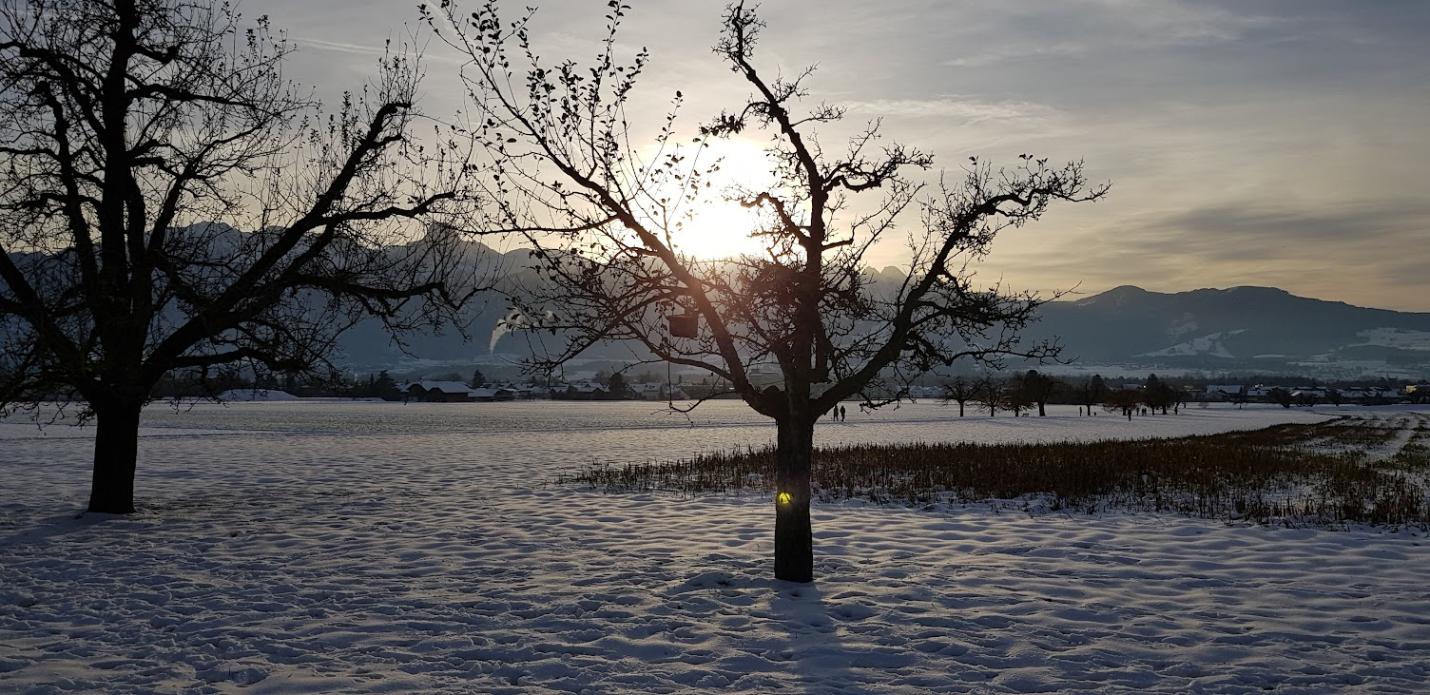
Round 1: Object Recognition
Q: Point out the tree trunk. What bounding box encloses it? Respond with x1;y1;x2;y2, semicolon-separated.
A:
958;402;964;417
88;399;142;514
1038;402;1046;417
773;416;815;583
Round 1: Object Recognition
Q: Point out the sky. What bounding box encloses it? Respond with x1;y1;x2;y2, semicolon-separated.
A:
245;0;1430;312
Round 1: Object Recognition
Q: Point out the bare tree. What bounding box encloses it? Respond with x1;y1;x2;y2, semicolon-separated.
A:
942;375;975;417
1077;374;1106;415
1104;389;1140;421
973;377;1003;418
1020;369;1059;417
1144;374;1176;414
429;0;1106;581
0;0;481;513
1003;376;1034;417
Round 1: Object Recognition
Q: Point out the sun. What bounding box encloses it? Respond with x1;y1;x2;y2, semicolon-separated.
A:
672;197;770;260
664;137;778;260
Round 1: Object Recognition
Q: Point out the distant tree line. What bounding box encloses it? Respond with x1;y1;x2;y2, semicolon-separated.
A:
147;368;401;400
941;369;1423;417
943;371;1188;420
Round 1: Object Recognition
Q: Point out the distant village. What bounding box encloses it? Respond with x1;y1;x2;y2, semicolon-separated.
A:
172;362;1430;408
395;379;688;403
398;377;1429;406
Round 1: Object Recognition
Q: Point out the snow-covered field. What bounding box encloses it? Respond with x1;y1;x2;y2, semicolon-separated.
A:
2;402;1428;693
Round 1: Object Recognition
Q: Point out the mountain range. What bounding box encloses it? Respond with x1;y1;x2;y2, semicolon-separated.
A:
334;271;1430;379
1030;285;1430;377
9;234;1427;378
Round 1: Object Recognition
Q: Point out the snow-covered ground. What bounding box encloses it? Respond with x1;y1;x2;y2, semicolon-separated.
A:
2;402;1428;693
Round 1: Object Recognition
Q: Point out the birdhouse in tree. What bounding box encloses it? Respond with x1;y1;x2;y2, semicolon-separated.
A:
668;313;699;338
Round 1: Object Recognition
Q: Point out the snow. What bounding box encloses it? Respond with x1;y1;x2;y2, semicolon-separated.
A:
1138;330;1244;359
3;402;1429;693
1360;413;1422;463
1354;328;1430;352
215;389;300;402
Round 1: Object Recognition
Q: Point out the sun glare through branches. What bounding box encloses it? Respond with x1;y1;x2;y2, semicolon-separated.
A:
649;136;778;260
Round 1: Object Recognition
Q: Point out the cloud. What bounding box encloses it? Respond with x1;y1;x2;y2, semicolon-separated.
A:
987;198;1430;311
842;97;1059;125
942;44;1084;69
1133;201;1430;261
935;0;1280;70
296;37;387;57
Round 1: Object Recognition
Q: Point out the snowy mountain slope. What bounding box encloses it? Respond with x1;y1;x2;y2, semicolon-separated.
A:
1138;329;1246;358
1031;286;1430;371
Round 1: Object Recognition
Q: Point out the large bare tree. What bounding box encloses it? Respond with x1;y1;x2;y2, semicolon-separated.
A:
0;0;481;513
430;0;1106;581
942;376;976;417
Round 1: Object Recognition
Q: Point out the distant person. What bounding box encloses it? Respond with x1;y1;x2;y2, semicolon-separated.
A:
840;405;847;422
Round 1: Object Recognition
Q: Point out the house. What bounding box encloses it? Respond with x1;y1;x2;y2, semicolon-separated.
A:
561;382;609;400
905;385;944;400
1201;385;1246;402
215;388;299;402
631;382;689;401
402;381;476;402
509;384;552;399
470;387;516;402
